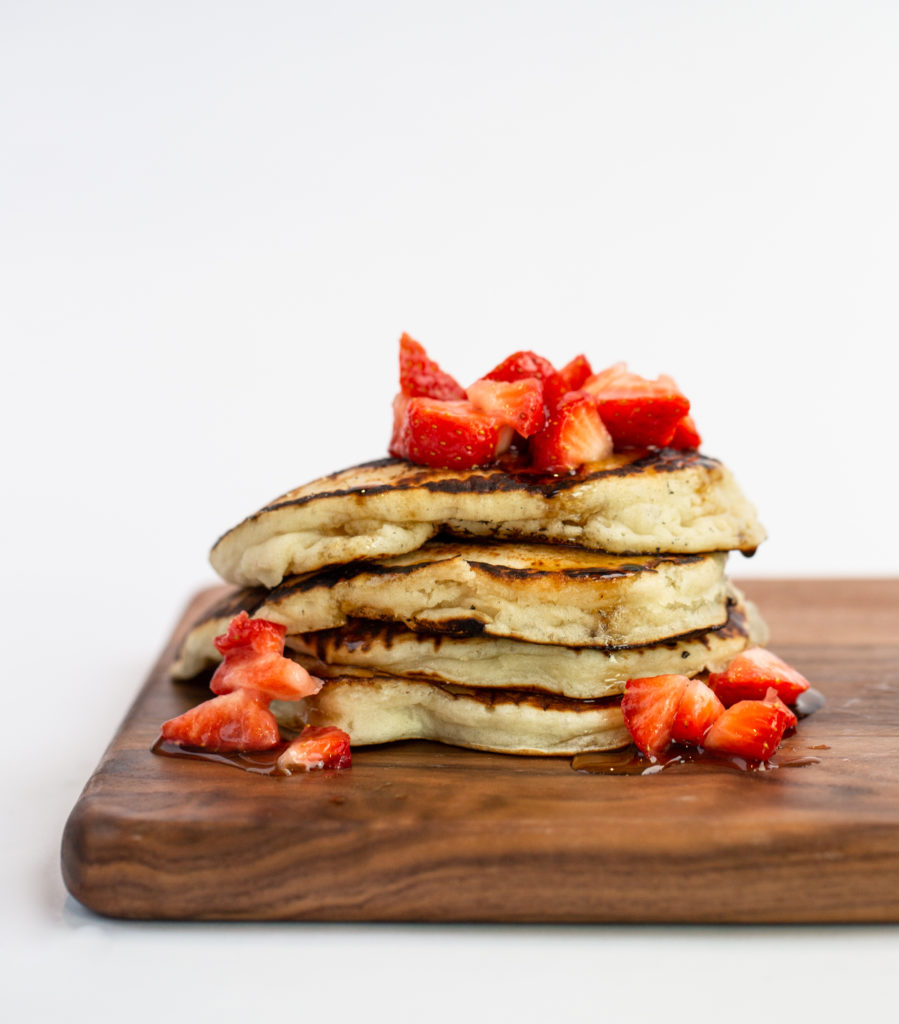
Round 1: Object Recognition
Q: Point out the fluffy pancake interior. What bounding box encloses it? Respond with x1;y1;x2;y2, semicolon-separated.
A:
284;591;768;699
171;545;733;676
271;674;631;757
258;543;732;648
210;451;765;587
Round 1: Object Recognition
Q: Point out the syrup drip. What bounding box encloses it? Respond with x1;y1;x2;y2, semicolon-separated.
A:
152;688;828;778
152;737;291;776
573;687;827;775
572;747;824;775
794;687;826;717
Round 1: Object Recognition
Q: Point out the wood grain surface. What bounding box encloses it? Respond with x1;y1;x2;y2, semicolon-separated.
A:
61;579;899;923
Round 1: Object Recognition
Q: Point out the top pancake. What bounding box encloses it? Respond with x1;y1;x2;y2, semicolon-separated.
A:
210;449;765;587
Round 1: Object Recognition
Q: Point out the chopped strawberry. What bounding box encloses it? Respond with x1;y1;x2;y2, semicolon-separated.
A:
529;391;613;473
161;688;281;752
763;687;798;730
484;350;567;410
211;651;323;702
485;349;557;384
581;360;629;392
557;354;593;392
213;610;286;658
621;674;688;758
388;392;411;457
670;413;702;449
210;611;324;701
671;678;725;747
582;363;690;448
398;332;465;400
466;377;544;437
277;726;352;773
394;397;512;469
708;647;811;707
702;698;793;762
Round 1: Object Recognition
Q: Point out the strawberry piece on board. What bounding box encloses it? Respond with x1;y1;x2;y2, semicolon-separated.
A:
396;397;512;469
210;611;324;702
161;689;281;752
466;376;545;437
763;687;798;730
621;674;689;758
702;697;793;761
557;354;594;392
484;350;567;410
277;726;352;773
708;647;811;707
529;391;613;473
582;363;690;448
671;678;725;747
398;332;465;400
669;413;702;449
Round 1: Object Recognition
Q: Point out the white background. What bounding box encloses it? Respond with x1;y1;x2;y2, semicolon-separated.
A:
3;1;898;1019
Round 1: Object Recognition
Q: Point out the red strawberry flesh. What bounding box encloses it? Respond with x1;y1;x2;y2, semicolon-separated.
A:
557;354;593;392
210;651;323;702
210;611;324;701
621;675;688;758
583;365;690;449
213;610;285;657
670;413;702;449
529;391;613;473
398;333;465;400
484;350;567;410
466;377;545;437
398;397;510;469
277;726;353;772
708;647;810;706
763;687;798;730
161;689;281;752
702;698;792;762
671;678;725;747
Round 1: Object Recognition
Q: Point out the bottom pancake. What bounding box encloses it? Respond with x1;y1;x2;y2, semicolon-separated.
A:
271;674;629;756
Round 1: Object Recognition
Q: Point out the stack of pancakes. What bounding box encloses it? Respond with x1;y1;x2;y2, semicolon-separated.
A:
173;448;767;755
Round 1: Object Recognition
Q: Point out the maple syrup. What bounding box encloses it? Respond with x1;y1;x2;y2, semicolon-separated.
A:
795;687;826;717
572;687;827;775
152;737;291;777
572;746;823;775
153;688;827;777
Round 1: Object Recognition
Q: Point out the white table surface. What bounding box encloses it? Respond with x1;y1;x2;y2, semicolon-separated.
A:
4;2;899;1018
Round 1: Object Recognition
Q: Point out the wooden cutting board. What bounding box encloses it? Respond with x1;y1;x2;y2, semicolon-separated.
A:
61;579;899;923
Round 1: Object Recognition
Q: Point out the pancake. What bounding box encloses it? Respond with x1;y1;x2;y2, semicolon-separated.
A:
269;674;630;756
210;449;765;587
172;542;730;677
282;591;769;699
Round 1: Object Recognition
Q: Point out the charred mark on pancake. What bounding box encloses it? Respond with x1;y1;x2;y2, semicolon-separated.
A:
409;617;487;638
353;677;621;712
270;562;381;597
321;673;621;711
465;553;702;581
286;598;748;661
268;548;706;599
416;448;719;497
711;601;748;640
437;684;621;713
250;448;720;516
